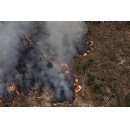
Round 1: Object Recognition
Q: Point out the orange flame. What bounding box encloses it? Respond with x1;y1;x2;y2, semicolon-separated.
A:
61;63;70;75
87;50;91;53
89;41;94;47
75;85;81;93
61;63;69;69
83;53;87;56
8;85;19;94
0;100;3;104
74;78;81;93
9;85;16;92
76;40;94;57
65;70;70;74
38;96;42;99
75;78;79;83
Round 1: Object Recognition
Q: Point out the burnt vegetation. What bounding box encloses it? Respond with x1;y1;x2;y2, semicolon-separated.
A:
0;21;94;106
0;21;130;107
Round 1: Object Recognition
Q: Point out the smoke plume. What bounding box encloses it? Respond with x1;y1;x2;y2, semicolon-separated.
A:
0;21;88;103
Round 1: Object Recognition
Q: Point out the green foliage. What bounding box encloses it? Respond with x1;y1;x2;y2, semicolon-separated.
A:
126;69;130;76
90;21;103;25
116;24;122;30
110;93;117;99
92;79;102;93
127;21;130;29
109;53;118;62
88;72;96;81
93;93;104;101
87;29;92;35
88;59;94;64
125;93;130;107
102;61;112;69
75;59;94;71
116;39;124;46
75;64;86;70
109;84;117;93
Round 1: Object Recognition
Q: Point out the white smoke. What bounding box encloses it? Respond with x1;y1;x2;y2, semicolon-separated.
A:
0;21;87;103
45;21;86;63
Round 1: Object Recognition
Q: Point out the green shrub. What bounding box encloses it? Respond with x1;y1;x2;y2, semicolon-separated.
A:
126;69;130;76
111;93;117;99
109;53;119;62
75;60;94;71
116;39;124;46
92;79;102;93
102;61;112;68
93;93;104;101
88;72;96;81
125;93;130;107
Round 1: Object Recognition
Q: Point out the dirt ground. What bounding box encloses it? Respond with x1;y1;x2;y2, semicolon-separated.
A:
0;22;130;107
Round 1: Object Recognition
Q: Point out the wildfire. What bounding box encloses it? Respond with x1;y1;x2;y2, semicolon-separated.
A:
8;85;19;94
89;41;94;47
74;78;81;93
0;32;93;105
37;96;42;99
61;63;70;75
75;78;79;83
0;100;2;104
9;85;16;92
61;63;69;69
77;40;94;57
75;85;81;93
65;70;70;74
83;53;87;56
61;62;81;94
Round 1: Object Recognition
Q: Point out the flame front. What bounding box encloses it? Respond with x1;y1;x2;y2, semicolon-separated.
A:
75;85;81;93
74;78;81;93
8;85;19;94
65;70;70;74
61;63;70;75
61;63;82;94
75;78;79;83
61;63;69;70
83;41;94;56
38;96;42;99
0;100;2;104
83;53;87;56
9;85;16;92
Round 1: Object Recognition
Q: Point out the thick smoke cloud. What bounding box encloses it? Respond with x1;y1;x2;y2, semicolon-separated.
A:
0;21;31;98
0;21;87;103
42;21;86;63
